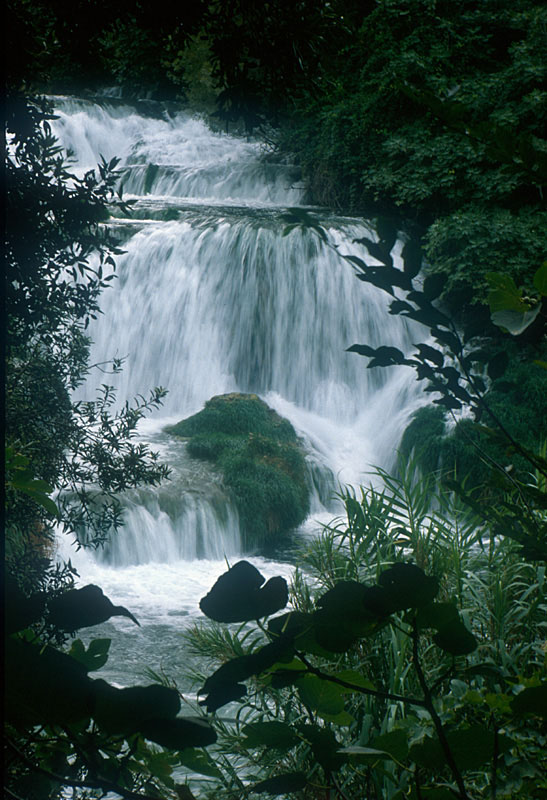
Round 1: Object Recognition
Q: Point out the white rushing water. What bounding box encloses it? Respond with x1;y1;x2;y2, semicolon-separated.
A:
51;96;425;687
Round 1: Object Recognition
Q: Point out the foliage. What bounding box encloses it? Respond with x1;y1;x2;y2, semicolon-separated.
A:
5;579;217;799
275;0;546;313
166;394;310;548
401;345;547;489
184;467;547;798
5;95;170;583
5;94;184;798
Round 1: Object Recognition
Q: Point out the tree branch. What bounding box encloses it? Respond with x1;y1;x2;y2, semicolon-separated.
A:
296;652;428;708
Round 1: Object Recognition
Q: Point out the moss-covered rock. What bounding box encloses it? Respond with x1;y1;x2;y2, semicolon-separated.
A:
165;394;310;548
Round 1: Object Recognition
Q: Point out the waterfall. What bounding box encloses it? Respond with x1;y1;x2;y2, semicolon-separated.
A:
52;95;424;571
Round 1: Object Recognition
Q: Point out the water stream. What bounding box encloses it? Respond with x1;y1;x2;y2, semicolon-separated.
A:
51;96;424;689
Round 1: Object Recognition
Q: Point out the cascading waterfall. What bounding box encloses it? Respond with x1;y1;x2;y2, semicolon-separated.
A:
51;95;425;686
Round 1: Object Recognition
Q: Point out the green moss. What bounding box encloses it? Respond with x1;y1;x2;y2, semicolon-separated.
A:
166;394;310;548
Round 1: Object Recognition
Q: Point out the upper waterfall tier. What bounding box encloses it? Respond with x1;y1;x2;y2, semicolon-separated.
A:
51;96;305;207
51;95;426;495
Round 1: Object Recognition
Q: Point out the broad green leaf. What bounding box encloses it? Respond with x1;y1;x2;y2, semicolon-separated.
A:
486;272;528;313
334;669;376;692
409;736;445;771
320;710;355;726
370;729;410;762
297;675;345;716
491;306;541;335
338;745;390;758
242;721;300;750
69;638;111;671
298;725;346;771
446;725;512;771
199;561;288;622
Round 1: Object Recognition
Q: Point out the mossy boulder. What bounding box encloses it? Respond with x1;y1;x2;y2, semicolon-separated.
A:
165;394;310;548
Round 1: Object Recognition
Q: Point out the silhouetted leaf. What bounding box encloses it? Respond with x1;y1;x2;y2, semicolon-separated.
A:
378;563;439;609
250;772;307;795
375;216;398;254
69;638;111;671
313;582;388;652
199;637;293;711
423;274;448;301
401;239;422;279
5;637;92;726
416;603;459;632
47;585;139;631
198;683;247;713
433;619;477;655
487;351;509;380
344;254;369;271
511;685;547;718
416;343;444;367
177;749;223;779
368;346;407;367
433;396;462;410
297;675;345;716
200;561;288;622
389;299;414;315
533;262;547;294
140;717;217;749
242;721;300;750
4;575;46;633
370;729;410;761
347;343;376;357
92;681;180;734
298;725;346;771
445;725;512;771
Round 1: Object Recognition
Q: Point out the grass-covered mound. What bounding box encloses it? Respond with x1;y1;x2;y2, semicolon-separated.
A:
165;393;310;548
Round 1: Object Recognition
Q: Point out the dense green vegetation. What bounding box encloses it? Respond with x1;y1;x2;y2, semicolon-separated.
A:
5;0;546;797
184;468;546;799
166;394;310;548
401;346;547;489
